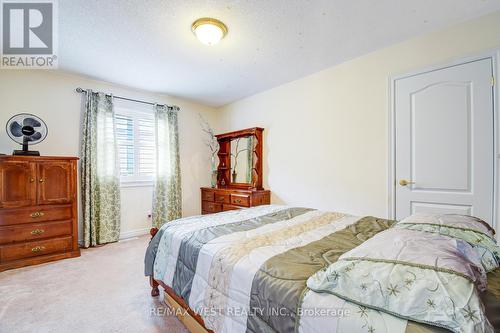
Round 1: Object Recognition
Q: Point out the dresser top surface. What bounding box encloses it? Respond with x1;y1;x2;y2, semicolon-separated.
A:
201;187;270;194
0;155;79;161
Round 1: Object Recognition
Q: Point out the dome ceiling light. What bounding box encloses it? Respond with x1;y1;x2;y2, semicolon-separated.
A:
191;17;228;46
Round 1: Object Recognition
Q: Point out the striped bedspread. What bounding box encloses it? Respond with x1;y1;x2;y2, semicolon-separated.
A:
145;205;413;333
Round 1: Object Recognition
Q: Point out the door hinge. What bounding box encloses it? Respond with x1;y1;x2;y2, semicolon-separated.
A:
493;76;496;86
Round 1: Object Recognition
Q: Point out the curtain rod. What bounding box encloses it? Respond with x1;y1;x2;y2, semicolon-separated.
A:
75;87;179;111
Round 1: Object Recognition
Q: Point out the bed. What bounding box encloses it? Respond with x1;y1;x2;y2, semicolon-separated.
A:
145;205;500;333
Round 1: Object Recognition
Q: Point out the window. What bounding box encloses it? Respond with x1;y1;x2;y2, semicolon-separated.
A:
115;108;156;184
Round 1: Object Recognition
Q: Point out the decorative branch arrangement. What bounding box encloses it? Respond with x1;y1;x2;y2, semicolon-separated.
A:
198;114;219;187
199;114;219;160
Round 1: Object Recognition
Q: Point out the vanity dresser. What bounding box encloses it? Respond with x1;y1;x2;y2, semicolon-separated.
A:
0;155;80;271
201;127;271;214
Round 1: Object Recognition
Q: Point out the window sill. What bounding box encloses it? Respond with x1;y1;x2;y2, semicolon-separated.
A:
120;180;154;188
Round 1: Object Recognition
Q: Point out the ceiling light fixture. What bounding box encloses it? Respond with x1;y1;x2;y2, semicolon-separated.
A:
191;18;228;46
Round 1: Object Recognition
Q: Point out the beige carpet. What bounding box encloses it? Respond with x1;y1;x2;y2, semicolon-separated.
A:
0;235;189;333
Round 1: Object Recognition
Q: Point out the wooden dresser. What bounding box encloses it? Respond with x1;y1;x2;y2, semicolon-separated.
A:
0;156;80;272
201;187;270;214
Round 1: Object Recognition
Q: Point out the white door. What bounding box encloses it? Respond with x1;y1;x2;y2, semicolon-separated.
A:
394;58;494;224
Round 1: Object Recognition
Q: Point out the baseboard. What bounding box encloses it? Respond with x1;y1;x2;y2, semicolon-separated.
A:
77;227;150;246
119;227;150;240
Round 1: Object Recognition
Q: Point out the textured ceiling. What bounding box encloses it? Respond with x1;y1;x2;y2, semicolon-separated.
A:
59;0;500;107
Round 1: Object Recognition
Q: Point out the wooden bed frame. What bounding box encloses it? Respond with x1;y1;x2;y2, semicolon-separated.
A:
149;228;212;333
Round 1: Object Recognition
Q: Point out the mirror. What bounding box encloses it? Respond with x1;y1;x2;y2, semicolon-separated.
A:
215;127;263;190
230;136;253;184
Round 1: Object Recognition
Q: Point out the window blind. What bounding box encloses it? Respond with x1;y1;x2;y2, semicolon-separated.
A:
116;115;134;176
115;110;156;182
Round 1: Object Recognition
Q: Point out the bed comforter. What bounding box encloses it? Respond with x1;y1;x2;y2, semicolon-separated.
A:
145;205;500;333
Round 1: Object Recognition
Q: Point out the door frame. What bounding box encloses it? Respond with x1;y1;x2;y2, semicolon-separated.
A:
388;49;500;236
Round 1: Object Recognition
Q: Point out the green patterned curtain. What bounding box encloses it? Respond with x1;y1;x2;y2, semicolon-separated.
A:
81;90;121;248
152;104;182;228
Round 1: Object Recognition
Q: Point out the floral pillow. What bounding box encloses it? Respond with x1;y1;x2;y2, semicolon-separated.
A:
307;227;493;333
395;214;499;272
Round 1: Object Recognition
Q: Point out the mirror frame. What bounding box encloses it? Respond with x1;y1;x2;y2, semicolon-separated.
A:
215;127;264;190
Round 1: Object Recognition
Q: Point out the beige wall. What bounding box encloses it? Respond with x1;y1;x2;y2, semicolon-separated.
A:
0;70;217;240
216;11;500;218
1;11;499;238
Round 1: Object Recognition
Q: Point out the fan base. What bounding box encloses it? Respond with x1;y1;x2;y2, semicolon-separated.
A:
13;150;40;156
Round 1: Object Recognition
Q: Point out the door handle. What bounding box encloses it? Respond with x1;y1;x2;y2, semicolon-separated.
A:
399;179;415;186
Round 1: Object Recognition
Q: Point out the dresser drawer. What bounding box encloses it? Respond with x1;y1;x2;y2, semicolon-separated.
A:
253;192;271;206
202;201;222;213
223;204;242;212
0;236;73;262
230;194;250;207
214;193;230;204
200;187;271;216
0;220;72;245
0;205;72;226
201;190;215;202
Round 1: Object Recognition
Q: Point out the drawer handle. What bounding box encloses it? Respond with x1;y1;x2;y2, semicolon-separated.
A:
30;212;44;218
235;199;242;203
31;246;46;253
31;229;45;235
